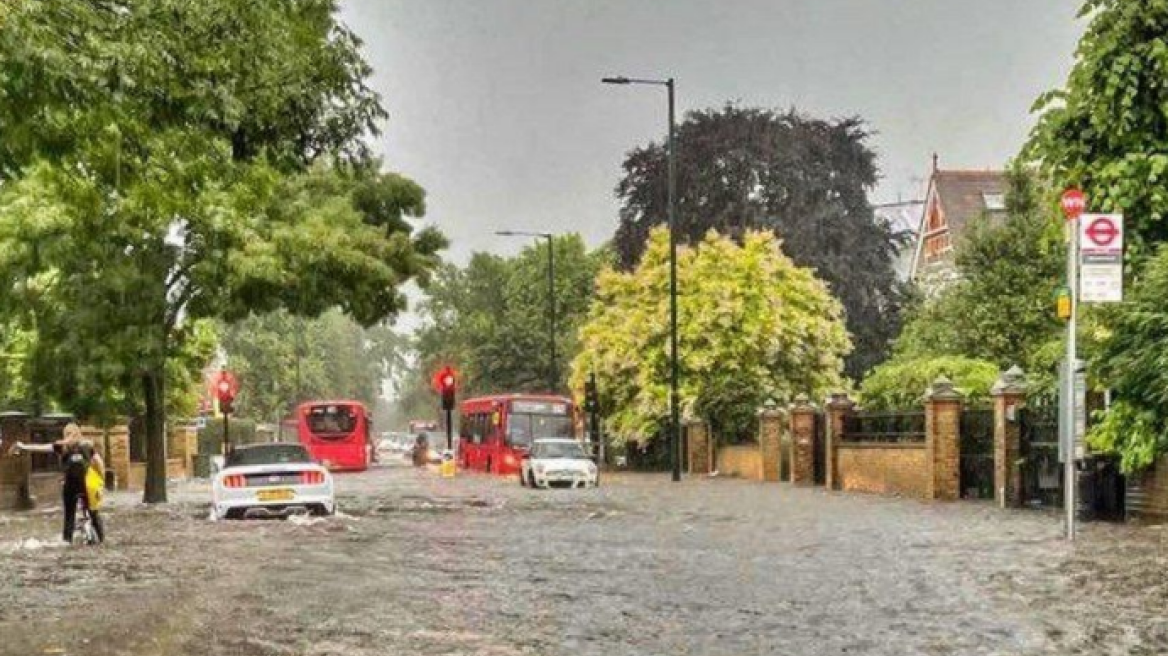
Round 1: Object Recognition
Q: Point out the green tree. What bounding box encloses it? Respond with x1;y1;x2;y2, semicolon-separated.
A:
221;309;402;424
1026;0;1168;258
612;105;907;379
573;229;850;443
410;234;608;397
0;0;444;502
870;167;1064;401
859;356;1000;410
1088;246;1168;472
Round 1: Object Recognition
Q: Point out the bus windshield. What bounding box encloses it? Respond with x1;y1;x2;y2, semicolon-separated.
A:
506;413;573;448
307;405;359;439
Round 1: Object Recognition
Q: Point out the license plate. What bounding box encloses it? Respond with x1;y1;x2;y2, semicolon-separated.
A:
257;488;295;502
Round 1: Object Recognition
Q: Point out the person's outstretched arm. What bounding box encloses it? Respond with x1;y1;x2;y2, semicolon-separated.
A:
14;441;57;454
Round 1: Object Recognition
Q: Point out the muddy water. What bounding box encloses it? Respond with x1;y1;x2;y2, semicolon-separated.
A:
1;464;1165;655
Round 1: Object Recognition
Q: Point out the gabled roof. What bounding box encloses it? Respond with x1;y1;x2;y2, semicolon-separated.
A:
933;170;1007;236
910;167;1007;282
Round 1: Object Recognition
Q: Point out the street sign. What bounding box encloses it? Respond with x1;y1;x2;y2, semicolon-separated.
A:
1058;358;1087;463
1060;189;1085;221
1079;213;1124;303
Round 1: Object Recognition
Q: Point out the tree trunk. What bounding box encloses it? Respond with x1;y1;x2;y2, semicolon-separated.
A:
142;368;168;504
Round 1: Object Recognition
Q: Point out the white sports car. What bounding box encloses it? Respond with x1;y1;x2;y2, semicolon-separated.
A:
212;443;336;520
520;439;599;489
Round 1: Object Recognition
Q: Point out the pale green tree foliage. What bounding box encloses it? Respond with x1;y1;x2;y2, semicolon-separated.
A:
572;229;850;443
0;0;444;502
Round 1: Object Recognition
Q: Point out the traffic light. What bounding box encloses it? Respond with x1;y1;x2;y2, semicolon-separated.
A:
216;376;236;416
584;376;598;413
436;366;457;411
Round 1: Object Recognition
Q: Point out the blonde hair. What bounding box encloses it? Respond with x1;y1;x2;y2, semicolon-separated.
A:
63;422;83;442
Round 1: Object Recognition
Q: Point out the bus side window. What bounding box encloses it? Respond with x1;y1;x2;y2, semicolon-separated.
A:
459;415;470;441
475;414;487;444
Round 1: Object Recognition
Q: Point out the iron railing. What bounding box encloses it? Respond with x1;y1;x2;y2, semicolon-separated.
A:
841;411;926;444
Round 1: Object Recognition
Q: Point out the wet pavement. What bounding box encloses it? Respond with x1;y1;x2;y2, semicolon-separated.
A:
1;462;1166;656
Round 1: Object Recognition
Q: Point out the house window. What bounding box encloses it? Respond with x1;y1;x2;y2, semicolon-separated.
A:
924;233;952;261
982;192;1005;211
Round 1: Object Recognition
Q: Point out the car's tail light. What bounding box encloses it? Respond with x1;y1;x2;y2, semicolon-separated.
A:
223;475;246;488
301;471;325;486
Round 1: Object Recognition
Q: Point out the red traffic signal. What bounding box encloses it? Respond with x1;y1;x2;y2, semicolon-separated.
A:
212;369;238;403
432;366;458;393
433;366;457;411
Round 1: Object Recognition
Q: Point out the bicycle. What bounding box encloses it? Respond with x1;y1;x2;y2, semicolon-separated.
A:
74;508;100;546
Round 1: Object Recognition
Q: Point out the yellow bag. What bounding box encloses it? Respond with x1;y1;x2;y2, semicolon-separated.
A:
86;466;105;511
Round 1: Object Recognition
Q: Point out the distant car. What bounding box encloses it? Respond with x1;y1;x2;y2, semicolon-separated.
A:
211;443;336;520
520;439;599;489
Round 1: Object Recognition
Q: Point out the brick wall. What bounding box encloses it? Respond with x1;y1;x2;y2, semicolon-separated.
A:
1128;456;1168;524
687;420;713;475
0;455;30;510
789;401;817;486
716;445;763;480
837;444;930;497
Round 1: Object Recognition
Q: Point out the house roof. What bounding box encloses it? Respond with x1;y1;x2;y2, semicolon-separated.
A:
933;170;1007;235
909;168;1007;283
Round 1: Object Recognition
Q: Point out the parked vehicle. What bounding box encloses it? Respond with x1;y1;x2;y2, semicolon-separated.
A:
296;400;372;471
459;394;576;476
520;439;598;489
211;443;335;520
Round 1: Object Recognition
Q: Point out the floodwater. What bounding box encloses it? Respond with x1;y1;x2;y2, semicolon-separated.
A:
1;462;1166;655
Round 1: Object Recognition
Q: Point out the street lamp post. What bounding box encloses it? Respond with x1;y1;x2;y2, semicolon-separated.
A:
496;230;557;392
602;75;681;483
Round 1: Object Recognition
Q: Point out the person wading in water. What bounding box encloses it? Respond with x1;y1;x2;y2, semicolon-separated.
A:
16;423;106;545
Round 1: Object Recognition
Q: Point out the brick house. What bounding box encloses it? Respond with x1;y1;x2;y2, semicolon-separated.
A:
909;159;1007;293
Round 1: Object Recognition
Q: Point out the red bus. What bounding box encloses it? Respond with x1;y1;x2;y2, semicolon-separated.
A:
296;400;372;472
458;394;576;476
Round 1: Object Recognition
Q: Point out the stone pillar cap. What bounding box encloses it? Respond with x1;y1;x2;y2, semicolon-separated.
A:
826;391;855;410
927;375;964;402
757;398;784;416
790;393;817;410
990;366;1028;396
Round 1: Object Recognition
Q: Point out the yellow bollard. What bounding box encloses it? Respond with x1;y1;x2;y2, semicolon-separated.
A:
440;451;456;478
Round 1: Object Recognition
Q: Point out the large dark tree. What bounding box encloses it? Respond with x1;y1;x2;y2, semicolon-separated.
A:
613;105;907;379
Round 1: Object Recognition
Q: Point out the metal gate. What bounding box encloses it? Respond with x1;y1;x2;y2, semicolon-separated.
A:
1019;405;1062;508
959;407;995;499
812;411;826;485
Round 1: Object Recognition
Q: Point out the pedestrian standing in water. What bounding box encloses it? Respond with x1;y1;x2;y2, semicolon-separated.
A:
16;423;106;545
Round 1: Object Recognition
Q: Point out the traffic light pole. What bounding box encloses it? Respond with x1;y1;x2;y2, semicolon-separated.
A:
445;407;453;452
223;410;230;457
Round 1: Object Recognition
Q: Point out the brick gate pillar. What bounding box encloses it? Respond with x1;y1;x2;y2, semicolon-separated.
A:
686;418;712;475
107;425;131;491
758;400;784;482
825;393;854;491
788;395;817;486
992;366;1027;509
926;377;964;501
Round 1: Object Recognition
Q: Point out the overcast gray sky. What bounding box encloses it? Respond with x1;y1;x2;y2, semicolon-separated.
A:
340;0;1084;335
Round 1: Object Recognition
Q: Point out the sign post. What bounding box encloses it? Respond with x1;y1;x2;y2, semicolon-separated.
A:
1059;189;1085;541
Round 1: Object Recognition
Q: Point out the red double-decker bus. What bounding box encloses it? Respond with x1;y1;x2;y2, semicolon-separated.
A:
458;394;576;476
296;400;372;472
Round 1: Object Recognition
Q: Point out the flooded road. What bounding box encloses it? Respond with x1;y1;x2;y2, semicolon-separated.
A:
1;463;1166;655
